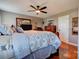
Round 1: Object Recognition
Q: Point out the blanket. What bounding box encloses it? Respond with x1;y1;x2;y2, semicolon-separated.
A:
12;30;61;59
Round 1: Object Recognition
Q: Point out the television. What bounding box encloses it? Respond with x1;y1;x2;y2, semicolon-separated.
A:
20;24;32;30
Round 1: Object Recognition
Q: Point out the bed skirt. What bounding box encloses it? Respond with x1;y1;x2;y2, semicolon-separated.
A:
22;45;57;59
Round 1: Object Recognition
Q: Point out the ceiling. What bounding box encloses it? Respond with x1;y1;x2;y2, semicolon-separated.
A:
0;0;78;18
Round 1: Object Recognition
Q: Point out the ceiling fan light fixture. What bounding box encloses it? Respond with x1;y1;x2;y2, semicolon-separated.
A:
35;10;40;13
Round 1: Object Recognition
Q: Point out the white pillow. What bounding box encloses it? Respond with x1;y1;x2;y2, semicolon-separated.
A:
6;26;13;35
0;25;12;35
0;25;7;35
16;27;24;33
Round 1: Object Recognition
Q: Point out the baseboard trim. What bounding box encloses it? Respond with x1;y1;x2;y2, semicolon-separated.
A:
61;40;77;46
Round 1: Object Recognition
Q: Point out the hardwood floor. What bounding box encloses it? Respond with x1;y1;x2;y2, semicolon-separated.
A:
60;42;77;59
48;42;77;59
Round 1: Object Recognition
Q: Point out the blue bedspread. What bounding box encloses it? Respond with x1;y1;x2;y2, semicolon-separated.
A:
12;30;61;59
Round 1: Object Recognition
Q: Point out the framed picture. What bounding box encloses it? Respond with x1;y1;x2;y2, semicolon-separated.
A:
72;17;78;35
16;18;31;26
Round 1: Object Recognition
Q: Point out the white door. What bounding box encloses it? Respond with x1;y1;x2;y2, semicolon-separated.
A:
58;15;69;42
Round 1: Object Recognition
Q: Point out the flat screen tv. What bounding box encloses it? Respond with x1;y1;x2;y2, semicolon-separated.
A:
20;24;32;30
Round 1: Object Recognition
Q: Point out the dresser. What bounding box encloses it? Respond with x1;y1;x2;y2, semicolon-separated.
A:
45;25;59;37
45;25;56;33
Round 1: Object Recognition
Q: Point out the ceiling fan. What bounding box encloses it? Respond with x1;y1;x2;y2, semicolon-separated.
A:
28;5;47;15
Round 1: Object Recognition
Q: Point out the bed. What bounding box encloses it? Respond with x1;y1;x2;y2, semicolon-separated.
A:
0;25;61;59
12;30;61;59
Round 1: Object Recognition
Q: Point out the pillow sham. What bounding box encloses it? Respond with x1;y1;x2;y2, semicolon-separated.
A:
16;26;24;33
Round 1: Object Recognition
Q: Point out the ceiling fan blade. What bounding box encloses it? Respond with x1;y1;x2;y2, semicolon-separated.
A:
30;5;36;10
40;11;47;14
40;6;47;10
27;10;35;12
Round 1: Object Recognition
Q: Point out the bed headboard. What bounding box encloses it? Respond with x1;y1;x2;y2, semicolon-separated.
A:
20;24;32;30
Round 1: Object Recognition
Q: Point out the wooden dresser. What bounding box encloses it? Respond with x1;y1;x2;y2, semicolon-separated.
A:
44;25;59;37
45;25;56;33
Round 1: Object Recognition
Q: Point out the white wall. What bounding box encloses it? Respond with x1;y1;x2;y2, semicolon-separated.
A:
43;16;58;30
69;9;78;45
2;12;16;26
0;15;1;24
1;11;43;29
0;11;2;24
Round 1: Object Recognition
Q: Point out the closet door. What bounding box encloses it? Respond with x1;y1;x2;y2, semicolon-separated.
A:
58;15;69;42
